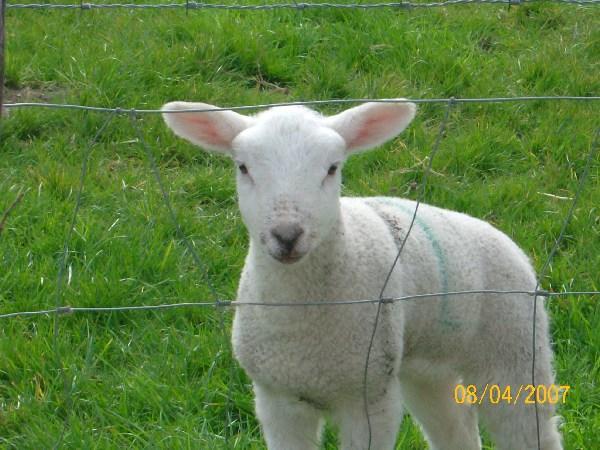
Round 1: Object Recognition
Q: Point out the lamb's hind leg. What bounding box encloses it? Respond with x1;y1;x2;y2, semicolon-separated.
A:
475;300;563;450
398;373;481;450
476;363;563;450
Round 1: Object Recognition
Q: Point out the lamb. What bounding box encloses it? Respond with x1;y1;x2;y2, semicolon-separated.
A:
162;99;563;450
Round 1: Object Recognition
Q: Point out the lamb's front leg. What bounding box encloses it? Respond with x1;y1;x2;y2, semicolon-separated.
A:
254;383;324;450
332;380;403;450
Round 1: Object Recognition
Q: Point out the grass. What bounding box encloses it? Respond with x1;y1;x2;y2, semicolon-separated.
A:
1;1;599;448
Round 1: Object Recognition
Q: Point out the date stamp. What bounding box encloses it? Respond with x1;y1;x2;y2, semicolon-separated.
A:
454;384;571;405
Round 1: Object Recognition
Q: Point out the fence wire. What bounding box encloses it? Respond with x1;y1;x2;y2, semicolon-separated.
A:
5;96;600;114
1;96;599;450
362;98;454;449
128;110;236;443
5;0;600;10
1;290;600;320
49;111;115;450
529;126;599;448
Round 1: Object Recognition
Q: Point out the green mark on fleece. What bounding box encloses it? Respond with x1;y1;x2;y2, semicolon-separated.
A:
371;197;460;330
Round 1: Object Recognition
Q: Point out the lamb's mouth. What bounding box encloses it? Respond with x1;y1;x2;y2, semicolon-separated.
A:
272;252;304;264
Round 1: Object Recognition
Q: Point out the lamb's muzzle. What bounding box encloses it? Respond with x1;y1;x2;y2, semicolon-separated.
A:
270;223;305;263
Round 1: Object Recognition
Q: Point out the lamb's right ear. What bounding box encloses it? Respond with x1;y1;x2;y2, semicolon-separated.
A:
161;102;253;154
325;100;416;154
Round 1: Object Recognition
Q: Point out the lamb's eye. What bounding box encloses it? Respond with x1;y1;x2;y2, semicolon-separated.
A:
327;164;338;176
239;164;249;175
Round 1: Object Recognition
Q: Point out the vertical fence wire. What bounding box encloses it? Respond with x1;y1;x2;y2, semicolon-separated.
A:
51;112;115;449
363;98;455;449
530;127;599;450
129;111;234;444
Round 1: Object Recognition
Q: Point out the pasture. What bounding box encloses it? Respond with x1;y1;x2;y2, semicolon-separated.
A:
0;1;599;448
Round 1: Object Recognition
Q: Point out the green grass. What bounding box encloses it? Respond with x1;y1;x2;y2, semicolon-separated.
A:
1;1;599;448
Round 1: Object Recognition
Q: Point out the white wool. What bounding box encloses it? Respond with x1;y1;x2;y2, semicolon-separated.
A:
163;100;562;450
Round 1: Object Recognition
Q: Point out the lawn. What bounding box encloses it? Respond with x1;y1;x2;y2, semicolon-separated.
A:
0;1;599;448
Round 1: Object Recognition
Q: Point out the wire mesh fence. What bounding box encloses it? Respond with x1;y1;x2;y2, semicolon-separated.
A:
2;0;600;447
1;96;599;449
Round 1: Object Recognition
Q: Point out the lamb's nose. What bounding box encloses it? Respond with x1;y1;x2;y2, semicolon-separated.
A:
271;224;304;253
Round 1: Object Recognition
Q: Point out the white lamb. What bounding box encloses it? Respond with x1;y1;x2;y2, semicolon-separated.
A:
162;100;562;450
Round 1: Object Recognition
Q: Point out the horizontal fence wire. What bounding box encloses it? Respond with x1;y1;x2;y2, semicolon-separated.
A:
2;290;599;320
6;0;600;9
4;96;600;115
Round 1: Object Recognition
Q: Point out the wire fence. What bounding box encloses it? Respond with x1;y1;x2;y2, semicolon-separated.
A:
5;95;600;113
4;289;600;320
1;96;599;449
5;0;600;10
2;0;599;448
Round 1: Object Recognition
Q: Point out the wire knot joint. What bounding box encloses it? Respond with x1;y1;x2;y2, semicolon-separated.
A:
56;306;74;315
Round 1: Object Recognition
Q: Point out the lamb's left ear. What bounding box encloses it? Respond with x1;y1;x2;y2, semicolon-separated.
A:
325;100;416;153
161;101;254;154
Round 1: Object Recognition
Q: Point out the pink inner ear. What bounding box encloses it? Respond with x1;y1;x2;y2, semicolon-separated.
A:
347;109;398;150
185;114;230;148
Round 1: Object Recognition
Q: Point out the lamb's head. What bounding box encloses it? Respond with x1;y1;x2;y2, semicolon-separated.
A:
162;100;416;264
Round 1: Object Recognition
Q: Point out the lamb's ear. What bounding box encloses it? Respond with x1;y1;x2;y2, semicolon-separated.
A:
161;102;253;154
325;101;416;153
